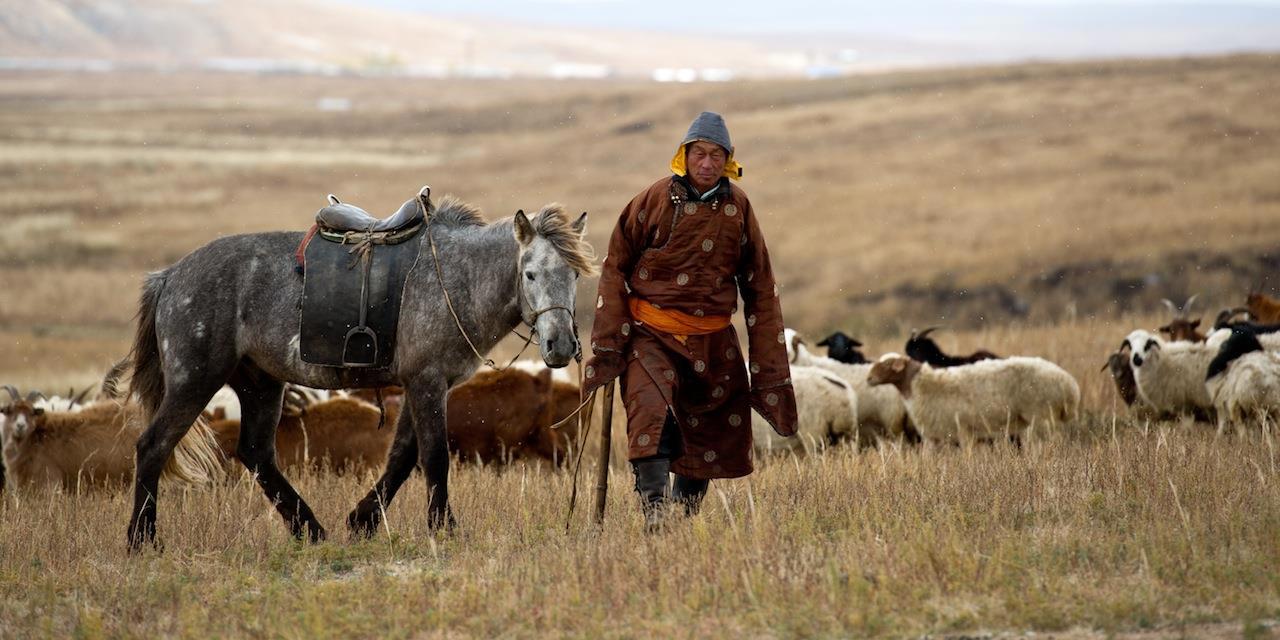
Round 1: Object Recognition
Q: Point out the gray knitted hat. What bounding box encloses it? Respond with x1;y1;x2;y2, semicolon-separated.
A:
681;111;732;154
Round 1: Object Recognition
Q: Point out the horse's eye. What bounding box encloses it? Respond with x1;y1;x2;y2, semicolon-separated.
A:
525;271;536;282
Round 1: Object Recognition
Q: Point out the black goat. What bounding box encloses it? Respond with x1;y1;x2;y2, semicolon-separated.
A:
1207;326;1265;381
904;327;1000;367
816;331;868;364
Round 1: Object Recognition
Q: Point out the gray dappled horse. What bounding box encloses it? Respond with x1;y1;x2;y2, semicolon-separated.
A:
126;194;595;550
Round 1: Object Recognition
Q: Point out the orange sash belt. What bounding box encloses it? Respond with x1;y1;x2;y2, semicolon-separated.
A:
628;296;730;344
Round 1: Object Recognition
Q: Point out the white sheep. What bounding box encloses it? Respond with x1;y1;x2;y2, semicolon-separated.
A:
1205;329;1280;433
752;364;858;455
867;354;1079;445
785;329;910;442
1122;329;1231;420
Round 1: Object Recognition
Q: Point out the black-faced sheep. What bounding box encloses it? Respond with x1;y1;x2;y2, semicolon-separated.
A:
816;332;868;364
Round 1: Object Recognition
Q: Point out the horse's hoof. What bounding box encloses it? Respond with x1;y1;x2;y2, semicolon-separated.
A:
347;508;381;539
309;524;328;544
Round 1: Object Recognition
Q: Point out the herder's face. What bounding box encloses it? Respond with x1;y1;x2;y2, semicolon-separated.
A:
685;141;727;192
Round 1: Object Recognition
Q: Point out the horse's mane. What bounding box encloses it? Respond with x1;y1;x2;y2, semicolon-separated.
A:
432;194;598;277
531;203;598;277
432;195;487;227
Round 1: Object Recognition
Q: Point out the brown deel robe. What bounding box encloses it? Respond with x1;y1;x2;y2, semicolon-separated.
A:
583;176;798;479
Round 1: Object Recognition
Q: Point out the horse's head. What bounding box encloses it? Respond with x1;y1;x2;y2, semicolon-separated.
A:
513;204;597;368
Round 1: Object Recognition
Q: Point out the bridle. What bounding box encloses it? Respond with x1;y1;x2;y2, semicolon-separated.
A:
427;224;582;371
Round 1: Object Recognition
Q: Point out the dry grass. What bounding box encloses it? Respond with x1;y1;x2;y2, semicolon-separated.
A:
3;55;1280;637
3;417;1280;637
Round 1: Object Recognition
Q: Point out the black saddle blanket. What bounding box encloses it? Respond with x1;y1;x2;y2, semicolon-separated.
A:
300;230;422;369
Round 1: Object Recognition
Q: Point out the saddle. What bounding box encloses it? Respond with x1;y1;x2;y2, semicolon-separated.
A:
299;186;430;369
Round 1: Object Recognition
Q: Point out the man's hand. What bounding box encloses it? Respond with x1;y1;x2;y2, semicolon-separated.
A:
583;349;627;394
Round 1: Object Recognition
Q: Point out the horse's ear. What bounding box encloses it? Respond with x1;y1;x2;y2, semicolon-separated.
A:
571;211;588;237
513;209;535;246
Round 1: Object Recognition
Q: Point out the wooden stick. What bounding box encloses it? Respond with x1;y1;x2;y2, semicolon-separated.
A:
593;381;615;526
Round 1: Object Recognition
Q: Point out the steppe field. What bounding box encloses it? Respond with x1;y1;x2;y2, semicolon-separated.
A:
2;54;1280;638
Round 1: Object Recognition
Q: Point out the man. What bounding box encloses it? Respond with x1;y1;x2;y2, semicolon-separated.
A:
582;111;798;530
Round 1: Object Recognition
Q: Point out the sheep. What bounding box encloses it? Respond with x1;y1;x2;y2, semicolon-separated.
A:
1247;291;1280;324
867;354;1079;446
816;331;869;364
786;329;912;442
904;327;1000;367
752;364;859;455
1122;329;1232;420
1158;295;1206;342
0;386;224;492
1205;327;1280;433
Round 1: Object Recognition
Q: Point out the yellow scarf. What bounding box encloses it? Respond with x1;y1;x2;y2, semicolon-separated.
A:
669;143;743;181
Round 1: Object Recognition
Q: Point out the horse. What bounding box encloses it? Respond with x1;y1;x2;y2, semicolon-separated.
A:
125;191;595;550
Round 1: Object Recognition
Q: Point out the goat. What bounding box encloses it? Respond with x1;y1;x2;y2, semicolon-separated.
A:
1158;294;1206;342
210;396;400;474
1;385;223;492
1247;292;1280;324
904;327;1000;367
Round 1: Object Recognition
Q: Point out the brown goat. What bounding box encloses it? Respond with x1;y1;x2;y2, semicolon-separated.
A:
208;368;584;473
1;389;223;492
1158;295;1206;342
1247;292;1280;324
210;396;401;474
446;367;582;466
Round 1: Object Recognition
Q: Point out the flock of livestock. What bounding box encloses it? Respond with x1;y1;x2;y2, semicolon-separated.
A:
3;291;1280;495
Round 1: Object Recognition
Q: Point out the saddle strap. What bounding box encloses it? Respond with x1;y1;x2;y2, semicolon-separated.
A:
294;224;320;275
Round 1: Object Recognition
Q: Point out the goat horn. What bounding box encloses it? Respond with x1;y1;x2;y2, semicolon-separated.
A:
26;389;45;403
916;326;942;339
1161;298;1179;316
71;386;92;406
1100;360;1112;372
2;385;18;401
1183;293;1199;313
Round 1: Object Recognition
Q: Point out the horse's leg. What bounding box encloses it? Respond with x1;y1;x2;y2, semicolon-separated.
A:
348;403;418;537
406;377;455;530
230;366;325;542
127;381;222;552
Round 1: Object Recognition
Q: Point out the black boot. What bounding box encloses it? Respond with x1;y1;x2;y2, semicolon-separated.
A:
672;475;709;516
631;457;671;532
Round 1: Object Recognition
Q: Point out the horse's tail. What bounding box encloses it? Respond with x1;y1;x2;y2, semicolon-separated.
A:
161;414;227;486
128;270;168;418
127;270;227;485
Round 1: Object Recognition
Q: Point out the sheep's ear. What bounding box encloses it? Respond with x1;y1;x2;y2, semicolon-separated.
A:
571;212;588;238
816;336;831;347
1146;339;1161;351
1191;319;1201;328
513;210;535;246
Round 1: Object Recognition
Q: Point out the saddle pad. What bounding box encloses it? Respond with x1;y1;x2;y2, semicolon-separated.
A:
300;233;422;369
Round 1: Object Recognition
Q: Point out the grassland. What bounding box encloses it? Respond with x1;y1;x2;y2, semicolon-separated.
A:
2;55;1280;637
